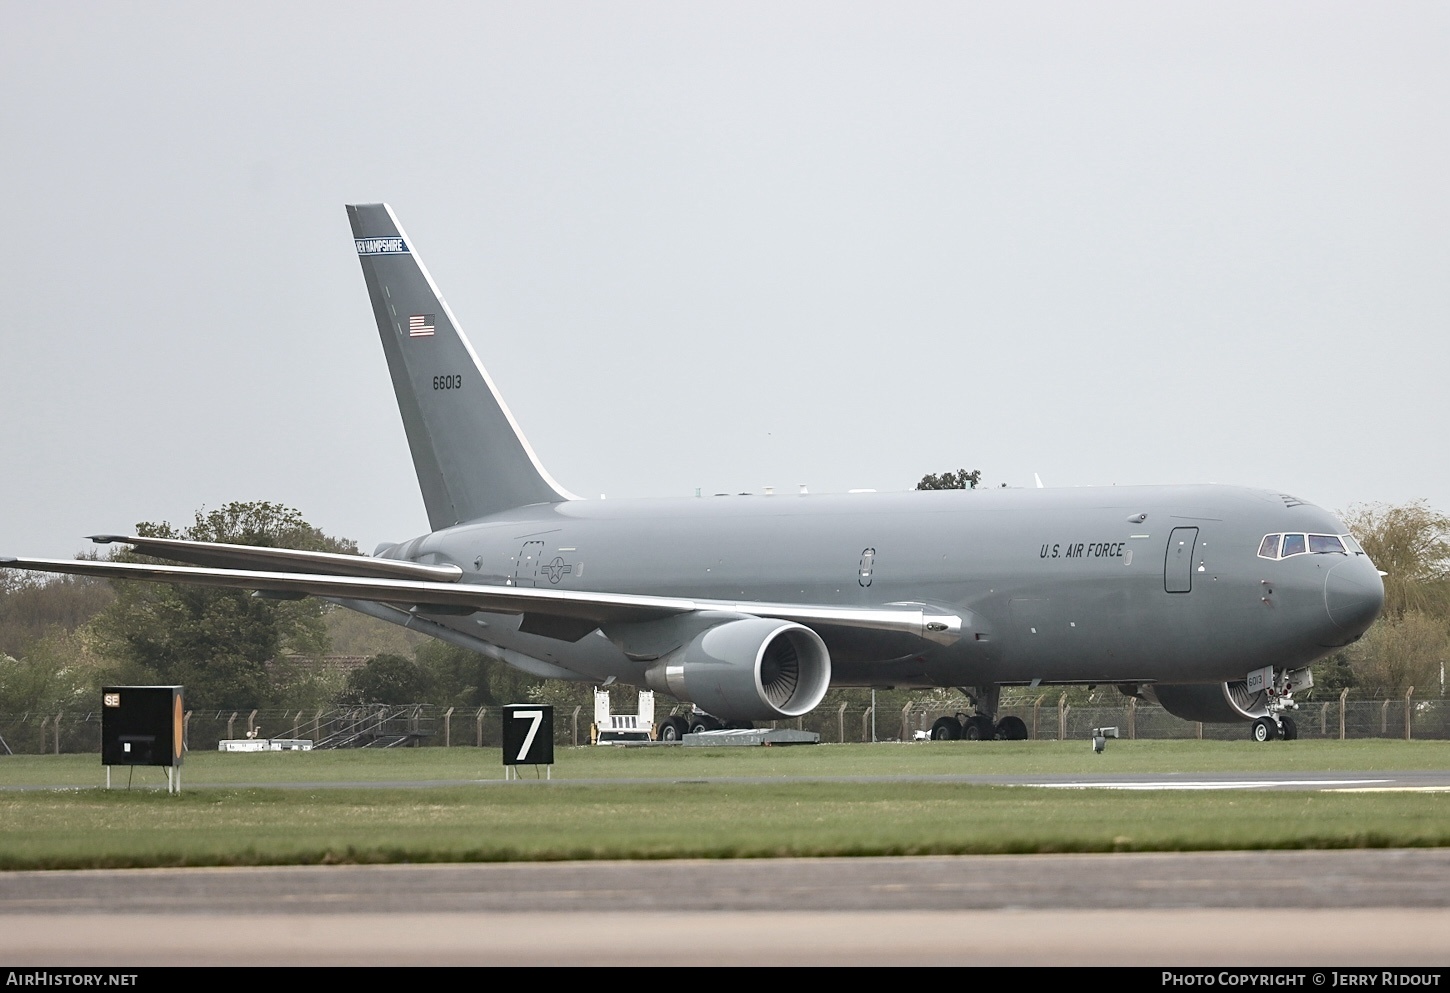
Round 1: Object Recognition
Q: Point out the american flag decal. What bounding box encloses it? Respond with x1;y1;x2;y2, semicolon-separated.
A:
408;314;436;337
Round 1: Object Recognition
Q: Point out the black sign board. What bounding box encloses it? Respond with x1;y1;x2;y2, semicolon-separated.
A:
501;704;554;766
102;686;184;767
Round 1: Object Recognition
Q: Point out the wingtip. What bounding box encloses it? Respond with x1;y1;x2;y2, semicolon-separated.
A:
88;535;124;545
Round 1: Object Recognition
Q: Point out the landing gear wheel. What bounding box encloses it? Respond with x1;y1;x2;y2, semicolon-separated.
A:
1280;715;1298;741
656;717;686;742
962;715;994;740
997;716;1029;741
1251;716;1279;742
686;712;723;735
931;716;963;741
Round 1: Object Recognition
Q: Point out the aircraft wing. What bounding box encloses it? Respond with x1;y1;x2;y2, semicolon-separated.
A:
0;555;961;645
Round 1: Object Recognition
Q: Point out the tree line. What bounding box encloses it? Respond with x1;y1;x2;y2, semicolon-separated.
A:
1317;501;1449;698
0;501;535;714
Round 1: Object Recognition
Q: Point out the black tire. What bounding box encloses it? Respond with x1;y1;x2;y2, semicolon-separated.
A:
1281;715;1298;741
1251;716;1278;742
997;716;1029;741
931;716;962;741
657;719;682;742
963;720;982;741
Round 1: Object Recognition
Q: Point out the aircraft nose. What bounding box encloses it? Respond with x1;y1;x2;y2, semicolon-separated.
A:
1324;558;1384;638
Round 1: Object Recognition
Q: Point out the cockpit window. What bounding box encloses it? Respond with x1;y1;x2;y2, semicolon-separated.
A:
1259;532;1362;560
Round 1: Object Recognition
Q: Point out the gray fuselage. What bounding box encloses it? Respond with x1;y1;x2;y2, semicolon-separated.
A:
389;482;1383;691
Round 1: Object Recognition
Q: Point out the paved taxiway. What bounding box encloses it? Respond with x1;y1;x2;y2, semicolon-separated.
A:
4;850;1449;965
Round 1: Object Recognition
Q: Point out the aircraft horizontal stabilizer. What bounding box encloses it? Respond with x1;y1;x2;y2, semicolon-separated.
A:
88;535;464;583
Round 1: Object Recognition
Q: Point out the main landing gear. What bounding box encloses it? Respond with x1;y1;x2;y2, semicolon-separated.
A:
928;686;1029;741
656;708;753;741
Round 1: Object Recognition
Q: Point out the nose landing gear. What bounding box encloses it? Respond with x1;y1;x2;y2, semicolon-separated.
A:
1247;667;1310;742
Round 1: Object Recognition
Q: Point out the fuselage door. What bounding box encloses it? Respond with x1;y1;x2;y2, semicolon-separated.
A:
514;541;545;588
1164;527;1198;593
858;548;876;587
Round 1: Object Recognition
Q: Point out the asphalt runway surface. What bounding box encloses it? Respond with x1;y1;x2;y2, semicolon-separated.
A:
3;850;1449;966
5;768;1449;965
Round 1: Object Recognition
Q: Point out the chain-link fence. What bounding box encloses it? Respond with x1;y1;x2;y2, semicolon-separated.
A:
897;695;1447;742
2;694;1445;755
0;704;588;755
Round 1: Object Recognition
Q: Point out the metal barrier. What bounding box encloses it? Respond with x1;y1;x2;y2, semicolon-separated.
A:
1;695;1445;753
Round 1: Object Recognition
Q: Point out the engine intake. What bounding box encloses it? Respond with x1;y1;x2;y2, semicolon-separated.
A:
644;617;831;722
1145;681;1267;724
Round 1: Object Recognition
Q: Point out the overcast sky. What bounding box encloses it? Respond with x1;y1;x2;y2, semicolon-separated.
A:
2;2;1446;558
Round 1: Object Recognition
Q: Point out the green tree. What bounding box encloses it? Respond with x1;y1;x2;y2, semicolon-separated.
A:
1314;501;1450;697
413;641;543;709
0;624;144;714
530;679;631;717
0;652;73;715
1341;501;1450;620
91;501;356;710
340;653;431;705
916;468;982;490
0;571;114;659
324;608;426;658
1337;611;1448;699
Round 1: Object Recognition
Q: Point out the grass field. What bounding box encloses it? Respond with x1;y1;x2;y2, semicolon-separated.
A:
1;741;1446;869
5;738;1450;787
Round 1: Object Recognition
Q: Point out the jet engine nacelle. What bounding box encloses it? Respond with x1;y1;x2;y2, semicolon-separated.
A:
1144;681;1268;724
643;617;831;723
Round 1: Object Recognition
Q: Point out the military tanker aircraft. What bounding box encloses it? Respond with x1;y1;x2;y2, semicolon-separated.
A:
2;204;1386;742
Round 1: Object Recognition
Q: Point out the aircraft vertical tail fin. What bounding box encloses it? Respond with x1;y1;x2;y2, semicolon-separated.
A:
347;204;574;529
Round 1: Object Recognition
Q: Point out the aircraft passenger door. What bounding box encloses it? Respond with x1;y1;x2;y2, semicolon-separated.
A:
514;541;545;588
1164;527;1198;593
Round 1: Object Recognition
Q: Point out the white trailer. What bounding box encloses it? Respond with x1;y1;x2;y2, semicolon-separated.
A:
218;738;313;752
591;688;656;744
